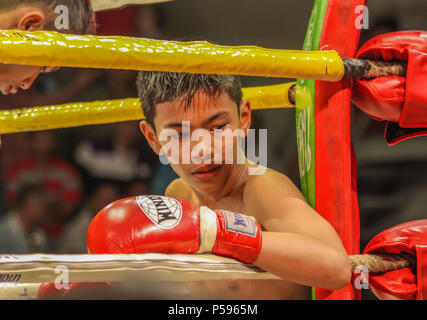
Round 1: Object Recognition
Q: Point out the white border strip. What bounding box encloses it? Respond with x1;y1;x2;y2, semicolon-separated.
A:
0;253;278;284
91;0;174;12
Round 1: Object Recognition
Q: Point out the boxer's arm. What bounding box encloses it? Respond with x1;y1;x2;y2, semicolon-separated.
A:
244;172;351;290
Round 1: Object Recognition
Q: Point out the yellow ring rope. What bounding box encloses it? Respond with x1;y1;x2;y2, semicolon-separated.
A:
0;82;295;134
0;30;344;81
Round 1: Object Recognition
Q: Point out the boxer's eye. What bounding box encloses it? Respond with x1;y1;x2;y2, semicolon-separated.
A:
174;131;190;139
211;123;227;131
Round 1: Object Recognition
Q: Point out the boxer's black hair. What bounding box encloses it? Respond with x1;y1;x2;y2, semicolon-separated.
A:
0;0;96;35
136;71;243;130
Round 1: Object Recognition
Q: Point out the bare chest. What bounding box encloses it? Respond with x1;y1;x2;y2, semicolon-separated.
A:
184;279;311;300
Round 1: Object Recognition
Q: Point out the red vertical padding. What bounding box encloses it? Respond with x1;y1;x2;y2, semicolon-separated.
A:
416;245;427;300
314;0;366;300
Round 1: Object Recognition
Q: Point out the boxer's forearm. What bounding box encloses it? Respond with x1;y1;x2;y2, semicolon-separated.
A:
253;232;352;290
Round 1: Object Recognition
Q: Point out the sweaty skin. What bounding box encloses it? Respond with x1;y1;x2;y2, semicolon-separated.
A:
139;90;352;300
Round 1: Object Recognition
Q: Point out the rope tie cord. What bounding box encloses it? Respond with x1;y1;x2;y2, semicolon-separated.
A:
349;253;416;274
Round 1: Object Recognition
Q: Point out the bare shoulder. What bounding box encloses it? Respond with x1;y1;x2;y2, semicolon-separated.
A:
165;178;197;203
241;168;310;227
243;168;305;203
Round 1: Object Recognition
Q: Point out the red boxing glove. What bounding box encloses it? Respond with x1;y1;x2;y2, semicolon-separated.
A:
87;195;262;264
363;219;427;300
351;31;427;145
37;282;111;299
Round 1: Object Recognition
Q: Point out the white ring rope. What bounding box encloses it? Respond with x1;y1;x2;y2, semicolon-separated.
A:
92;0;174;12
0;253;277;299
0;253;277;284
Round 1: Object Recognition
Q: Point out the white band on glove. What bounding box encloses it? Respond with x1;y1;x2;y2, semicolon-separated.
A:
197;207;218;253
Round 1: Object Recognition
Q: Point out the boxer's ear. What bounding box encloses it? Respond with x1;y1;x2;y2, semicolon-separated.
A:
139;120;161;154
18;11;45;31
239;100;251;137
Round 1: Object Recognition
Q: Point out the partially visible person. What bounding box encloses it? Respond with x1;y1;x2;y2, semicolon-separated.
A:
0;185;49;253
0;69;103;110
57;181;120;253
0;0;95;96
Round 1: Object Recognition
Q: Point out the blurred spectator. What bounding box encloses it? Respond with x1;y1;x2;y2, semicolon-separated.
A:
57;181;120;253
0;185;49;253
126;179;151;197
103;68;139;100
96;6;137;37
4;131;83;250
96;5;165;38
135;5;165;39
0;133;32;178
74;122;157;191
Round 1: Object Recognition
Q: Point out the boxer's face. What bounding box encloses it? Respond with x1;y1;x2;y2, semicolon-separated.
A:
0;7;52;95
141;91;251;192
0;64;43;95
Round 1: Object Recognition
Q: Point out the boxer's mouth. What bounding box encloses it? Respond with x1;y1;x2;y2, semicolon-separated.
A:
192;165;221;179
1;85;17;95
